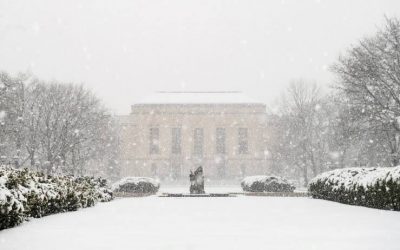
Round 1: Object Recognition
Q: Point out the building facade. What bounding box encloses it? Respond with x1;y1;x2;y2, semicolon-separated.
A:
119;91;268;179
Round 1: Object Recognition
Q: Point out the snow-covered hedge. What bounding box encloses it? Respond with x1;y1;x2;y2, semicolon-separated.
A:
112;177;160;195
0;166;113;230
241;176;295;192
309;167;400;210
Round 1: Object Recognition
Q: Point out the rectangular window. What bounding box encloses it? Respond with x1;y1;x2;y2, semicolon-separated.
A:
149;127;159;154
216;128;226;154
151;163;158;176
171;128;182;155
238;128;248;154
193;128;204;156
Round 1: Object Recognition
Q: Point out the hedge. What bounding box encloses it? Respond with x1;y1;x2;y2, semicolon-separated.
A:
112;177;160;195
241;175;295;192
0;166;113;230
309;166;400;211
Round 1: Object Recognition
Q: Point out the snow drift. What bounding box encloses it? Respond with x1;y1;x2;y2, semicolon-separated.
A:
309;166;400;210
0;165;113;230
241;175;295;192
112;177;160;195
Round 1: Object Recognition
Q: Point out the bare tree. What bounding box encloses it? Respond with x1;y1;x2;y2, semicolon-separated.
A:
267;80;330;186
332;16;400;166
0;72;29;167
288;80;324;184
23;79;45;169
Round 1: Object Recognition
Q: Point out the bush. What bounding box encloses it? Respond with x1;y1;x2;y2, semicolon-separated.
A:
308;167;400;211
0;166;113;230
112;177;160;194
241;175;295;192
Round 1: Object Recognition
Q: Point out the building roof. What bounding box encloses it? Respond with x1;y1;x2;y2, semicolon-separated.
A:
136;91;261;105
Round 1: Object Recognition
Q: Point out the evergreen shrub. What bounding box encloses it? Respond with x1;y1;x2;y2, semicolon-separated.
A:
309;167;400;210
112;177;160;194
241;175;295;192
0;166;113;230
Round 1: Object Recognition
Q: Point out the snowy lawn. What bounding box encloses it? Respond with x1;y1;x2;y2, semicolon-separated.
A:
159;184;243;194
1;188;400;250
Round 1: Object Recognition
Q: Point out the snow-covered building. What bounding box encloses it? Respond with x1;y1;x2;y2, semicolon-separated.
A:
118;91;268;179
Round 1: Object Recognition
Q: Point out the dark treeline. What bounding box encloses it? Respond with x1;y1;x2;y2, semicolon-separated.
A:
0;73;120;180
266;17;400;186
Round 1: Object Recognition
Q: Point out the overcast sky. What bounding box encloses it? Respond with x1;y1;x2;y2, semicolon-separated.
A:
1;0;400;114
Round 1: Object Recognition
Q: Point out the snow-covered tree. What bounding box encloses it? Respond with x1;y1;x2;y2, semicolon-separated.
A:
0;71;120;179
332;16;400;166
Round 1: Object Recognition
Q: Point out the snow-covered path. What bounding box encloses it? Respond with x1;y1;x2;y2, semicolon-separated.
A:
1;194;400;250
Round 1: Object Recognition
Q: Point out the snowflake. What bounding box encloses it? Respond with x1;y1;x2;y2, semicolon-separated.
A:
0;110;6;121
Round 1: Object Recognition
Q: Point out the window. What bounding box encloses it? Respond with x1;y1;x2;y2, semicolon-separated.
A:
171;164;181;179
193;128;204;156
216;155;226;178
151;163;158;176
240;164;246;177
238;128;248;154
216;128;226;154
171;128;182;154
149;127;159;154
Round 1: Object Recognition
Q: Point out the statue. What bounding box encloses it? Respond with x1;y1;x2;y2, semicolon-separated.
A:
189;166;205;194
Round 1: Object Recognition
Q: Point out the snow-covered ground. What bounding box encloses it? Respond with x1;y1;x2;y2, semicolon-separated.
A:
1;186;399;250
159;184;243;194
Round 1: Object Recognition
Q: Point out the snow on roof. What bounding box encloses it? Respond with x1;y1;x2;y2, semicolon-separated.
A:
136;91;261;105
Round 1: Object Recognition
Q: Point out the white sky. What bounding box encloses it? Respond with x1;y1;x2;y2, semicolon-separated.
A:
1;0;400;114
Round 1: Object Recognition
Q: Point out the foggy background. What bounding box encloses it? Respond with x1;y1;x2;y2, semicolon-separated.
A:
1;0;400;114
